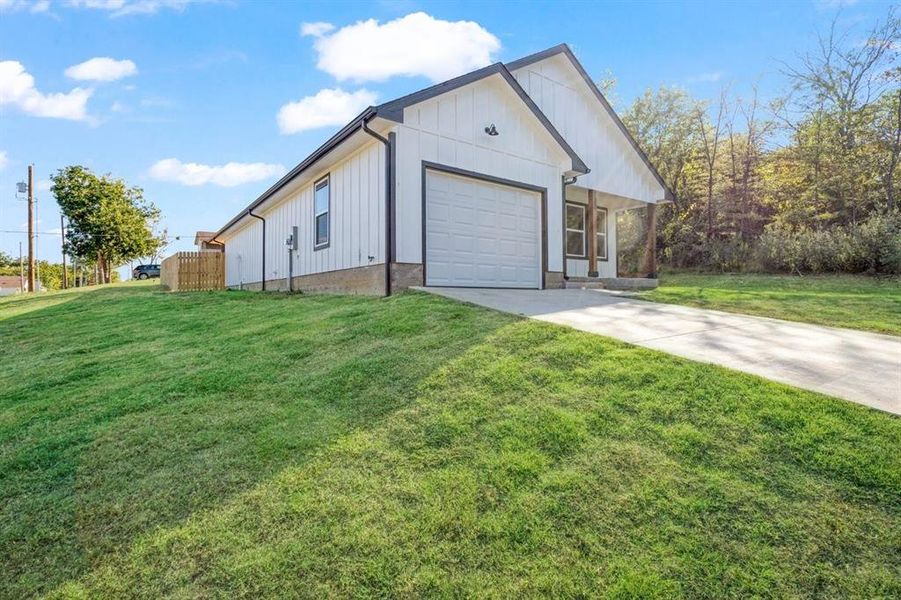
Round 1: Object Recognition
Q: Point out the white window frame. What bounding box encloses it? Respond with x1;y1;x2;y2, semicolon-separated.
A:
565;202;586;258
313;175;330;250
596;207;608;261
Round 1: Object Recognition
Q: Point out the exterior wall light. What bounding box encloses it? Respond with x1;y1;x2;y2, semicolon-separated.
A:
484;124;499;136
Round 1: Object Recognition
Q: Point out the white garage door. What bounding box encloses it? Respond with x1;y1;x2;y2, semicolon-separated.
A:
425;170;542;288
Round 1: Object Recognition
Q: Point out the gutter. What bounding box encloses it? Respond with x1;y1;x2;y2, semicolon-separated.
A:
360;117;393;297
248;210;266;291
215;107;377;239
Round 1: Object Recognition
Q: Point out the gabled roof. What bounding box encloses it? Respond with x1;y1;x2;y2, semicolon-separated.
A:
215;106;378;238
216;43;667;238
506;44;674;201
375;63;588;175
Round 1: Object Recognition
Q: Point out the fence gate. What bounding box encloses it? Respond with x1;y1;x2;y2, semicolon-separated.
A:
160;251;225;291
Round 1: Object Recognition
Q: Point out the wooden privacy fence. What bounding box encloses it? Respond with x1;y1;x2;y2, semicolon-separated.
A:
160;251;224;291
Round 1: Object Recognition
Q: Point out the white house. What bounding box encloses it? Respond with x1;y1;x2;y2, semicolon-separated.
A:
0;276;42;296
214;44;670;294
0;276;24;296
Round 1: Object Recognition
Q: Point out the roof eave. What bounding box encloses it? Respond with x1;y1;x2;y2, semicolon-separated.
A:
215;106;377;238
505;43;674;200
373;63;587;175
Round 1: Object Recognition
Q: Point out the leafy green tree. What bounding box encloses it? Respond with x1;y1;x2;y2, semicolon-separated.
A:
51;166;163;284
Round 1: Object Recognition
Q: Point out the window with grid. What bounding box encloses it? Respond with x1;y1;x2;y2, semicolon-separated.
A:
566;203;586;257
596;207;608;261
313;176;329;249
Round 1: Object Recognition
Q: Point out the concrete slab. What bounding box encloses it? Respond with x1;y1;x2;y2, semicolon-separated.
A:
418;287;901;415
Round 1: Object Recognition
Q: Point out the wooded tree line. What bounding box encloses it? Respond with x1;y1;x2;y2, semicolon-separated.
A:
617;9;900;275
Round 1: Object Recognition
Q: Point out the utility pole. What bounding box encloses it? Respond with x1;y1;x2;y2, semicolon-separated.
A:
26;165;35;292
60;215;68;289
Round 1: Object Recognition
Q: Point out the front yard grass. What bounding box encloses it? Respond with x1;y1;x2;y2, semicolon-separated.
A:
1;282;898;598
642;272;901;335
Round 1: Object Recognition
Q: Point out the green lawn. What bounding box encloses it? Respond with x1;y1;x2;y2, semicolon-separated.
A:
1;283;899;598
642;272;901;335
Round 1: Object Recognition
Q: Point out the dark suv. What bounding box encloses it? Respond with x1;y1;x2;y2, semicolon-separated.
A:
133;264;161;280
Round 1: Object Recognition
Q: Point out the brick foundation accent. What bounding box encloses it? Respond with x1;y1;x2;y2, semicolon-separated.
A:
390;262;424;291
544;271;565;289
232;264;386;295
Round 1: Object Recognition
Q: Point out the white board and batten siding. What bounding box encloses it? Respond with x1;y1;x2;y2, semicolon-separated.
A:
223;142;386;288
394;74;572;273
510;54;666;204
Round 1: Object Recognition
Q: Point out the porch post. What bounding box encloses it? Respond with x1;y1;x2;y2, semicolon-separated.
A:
644;203;657;278
588;189;598;277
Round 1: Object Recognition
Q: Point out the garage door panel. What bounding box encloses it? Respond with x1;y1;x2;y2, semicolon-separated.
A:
426;170;541;289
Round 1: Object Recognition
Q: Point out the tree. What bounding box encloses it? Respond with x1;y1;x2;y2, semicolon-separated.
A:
696;86;729;238
777;8;900;223
622;86;709;267
51;166;163;284
725;87;775;240
870;89;901;211
622;86;703;205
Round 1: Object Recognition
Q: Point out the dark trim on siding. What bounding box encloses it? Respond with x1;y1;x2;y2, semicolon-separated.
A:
361;119;393;297
421;161;548;290
375;64;588;175
565;202;587;259
506;44;674;201
312;174;331;251
248;210;266;291
216;44;610;241
216;107;376;238
388;131;397;263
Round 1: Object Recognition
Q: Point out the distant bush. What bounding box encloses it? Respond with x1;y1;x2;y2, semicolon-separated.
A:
701;237;755;273
754;211;901;275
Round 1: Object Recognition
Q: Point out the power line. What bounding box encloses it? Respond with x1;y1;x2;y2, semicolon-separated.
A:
0;230;194;238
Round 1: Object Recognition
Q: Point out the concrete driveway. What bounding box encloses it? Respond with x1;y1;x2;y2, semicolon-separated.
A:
421;287;901;415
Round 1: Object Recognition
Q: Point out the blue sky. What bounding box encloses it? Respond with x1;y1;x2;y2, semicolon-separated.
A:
0;0;892;274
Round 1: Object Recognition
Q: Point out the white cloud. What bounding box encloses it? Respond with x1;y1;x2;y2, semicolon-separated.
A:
815;0;859;9
0;150;8;170
148;158;286;187
0;0;51;13
304;12;500;83
300;21;334;37
687;71;723;83
0;60;93;121
66;0;208;17
277;87;376;134
65;57;138;82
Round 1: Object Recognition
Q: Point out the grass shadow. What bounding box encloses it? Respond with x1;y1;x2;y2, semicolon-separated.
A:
46;317;901;598
0;285;515;598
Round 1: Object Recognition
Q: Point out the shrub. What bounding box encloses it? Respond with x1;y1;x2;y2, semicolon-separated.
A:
753;211;901;274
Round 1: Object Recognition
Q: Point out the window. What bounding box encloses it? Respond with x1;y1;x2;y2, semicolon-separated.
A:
566;203;586;257
596;207;608;261
313;176;329;249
